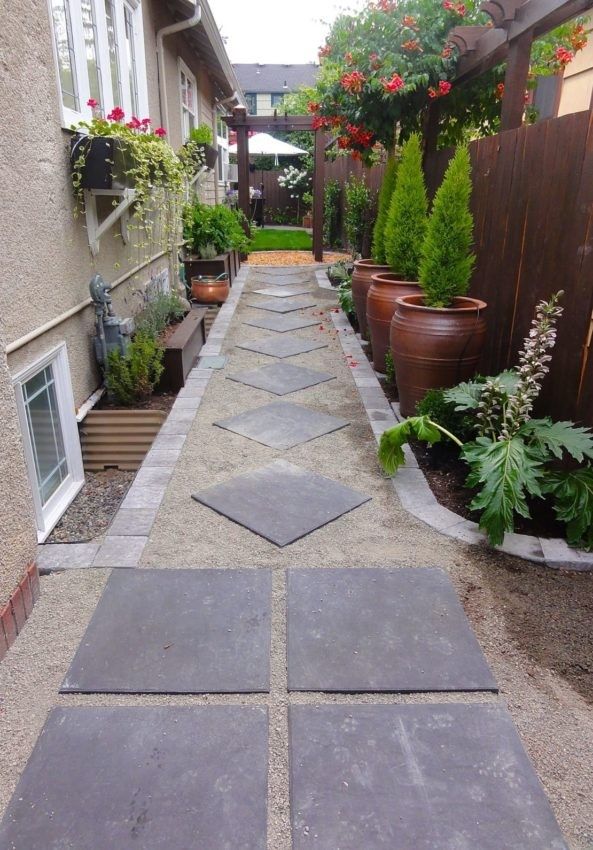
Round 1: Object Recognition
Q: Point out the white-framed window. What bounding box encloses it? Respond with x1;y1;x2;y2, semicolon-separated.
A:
13;345;84;542
217;112;229;183
48;0;148;127
179;58;198;141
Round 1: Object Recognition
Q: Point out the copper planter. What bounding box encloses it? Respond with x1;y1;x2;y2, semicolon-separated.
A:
190;276;230;305
367;274;420;373
351;259;390;339
391;294;488;417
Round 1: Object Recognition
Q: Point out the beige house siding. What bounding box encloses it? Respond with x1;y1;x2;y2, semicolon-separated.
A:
558;19;593;116
0;322;37;607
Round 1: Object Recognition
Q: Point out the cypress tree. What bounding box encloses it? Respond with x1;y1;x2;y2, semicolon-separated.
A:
371;154;398;264
419;146;475;308
384;134;428;280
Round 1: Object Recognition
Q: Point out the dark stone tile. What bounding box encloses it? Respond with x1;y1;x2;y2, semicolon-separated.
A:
287;568;497;692
245;297;317;314
0;705;268;850
253;287;313;298
192;459;370;547
289;703;568;850
61;569;271;693
214;401;349;450
243;315;319;333
236;336;327;359
228;362;335;396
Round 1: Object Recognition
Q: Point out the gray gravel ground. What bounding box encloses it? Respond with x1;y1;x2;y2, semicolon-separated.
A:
1;266;592;849
46;469;135;543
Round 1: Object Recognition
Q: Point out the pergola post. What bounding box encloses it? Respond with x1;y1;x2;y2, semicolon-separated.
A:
236;125;251;230
500;30;534;131
423;100;441;160
313;130;326;262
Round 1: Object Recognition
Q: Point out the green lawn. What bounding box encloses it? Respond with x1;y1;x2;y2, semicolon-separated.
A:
249;228;313;252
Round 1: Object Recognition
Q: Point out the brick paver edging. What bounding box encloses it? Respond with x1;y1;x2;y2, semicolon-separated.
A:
0;564;40;660
327;297;593;572
37;267;250;573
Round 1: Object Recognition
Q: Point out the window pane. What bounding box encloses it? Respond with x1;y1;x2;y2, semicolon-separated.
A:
81;0;103;105
245;93;257;113
23;367;68;507
104;0;122;107
51;0;79;111
271;93;284;107
124;4;139;115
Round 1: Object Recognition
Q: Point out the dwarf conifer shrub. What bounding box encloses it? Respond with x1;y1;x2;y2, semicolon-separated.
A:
418;146;475;308
384;135;428;279
371;155;398;264
106;333;164;406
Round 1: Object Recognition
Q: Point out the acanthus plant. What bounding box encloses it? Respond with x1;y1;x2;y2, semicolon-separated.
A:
307;0;588;157
378;292;593;548
71;100;198;256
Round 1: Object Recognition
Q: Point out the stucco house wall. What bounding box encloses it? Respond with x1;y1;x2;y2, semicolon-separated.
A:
558;24;593;116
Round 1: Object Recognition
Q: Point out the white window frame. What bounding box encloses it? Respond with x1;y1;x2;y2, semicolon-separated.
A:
13;344;84;542
178;58;198;142
216;111;229;184
47;0;148;129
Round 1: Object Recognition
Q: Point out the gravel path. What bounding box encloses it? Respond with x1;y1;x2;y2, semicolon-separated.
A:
46;470;135;543
1;265;592;849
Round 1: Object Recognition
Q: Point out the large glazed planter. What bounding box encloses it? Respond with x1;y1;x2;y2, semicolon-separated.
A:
391;294;488;417
70;133;135;190
351;259;390;339
367;273;420;373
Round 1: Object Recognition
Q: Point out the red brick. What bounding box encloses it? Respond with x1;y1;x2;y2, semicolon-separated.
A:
0;623;8;662
0;604;17;647
10;587;26;632
27;564;41;603
19;576;33;616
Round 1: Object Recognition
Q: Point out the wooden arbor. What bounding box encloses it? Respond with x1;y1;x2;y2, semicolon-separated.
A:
223;109;327;261
444;0;593;136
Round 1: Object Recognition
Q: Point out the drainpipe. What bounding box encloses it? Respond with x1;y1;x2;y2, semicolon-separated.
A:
156;2;202;132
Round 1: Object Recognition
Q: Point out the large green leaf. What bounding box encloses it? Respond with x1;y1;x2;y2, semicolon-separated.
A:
542;467;593;550
462;436;545;546
444;381;483;411
378;416;442;475
520;418;593;462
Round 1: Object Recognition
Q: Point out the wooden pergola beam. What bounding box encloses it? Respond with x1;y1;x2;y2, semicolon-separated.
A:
223;114;314;131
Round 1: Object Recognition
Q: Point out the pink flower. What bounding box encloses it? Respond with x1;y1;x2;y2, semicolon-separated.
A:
87;98;99;108
154;126;167;137
107;106;125;122
141;117;151;126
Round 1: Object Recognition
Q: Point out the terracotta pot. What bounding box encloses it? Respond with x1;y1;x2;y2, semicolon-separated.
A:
190;275;229;305
391;294;488;417
351;259;390;339
367;273;420;373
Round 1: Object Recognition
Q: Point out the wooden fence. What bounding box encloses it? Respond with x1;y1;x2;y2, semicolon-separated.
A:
323;157;387;248
424;109;593;426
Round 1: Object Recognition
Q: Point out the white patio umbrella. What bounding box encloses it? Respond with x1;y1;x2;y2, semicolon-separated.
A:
228;132;307;162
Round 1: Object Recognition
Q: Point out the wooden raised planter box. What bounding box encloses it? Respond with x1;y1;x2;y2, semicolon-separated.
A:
183;252;233;286
159;307;208;393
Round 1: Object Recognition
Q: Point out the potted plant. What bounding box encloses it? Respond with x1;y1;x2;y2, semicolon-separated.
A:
390;145;486;416
182;201;250;290
346;162;397;339
185;124;218;170
367;134;426;373
71;101;190;253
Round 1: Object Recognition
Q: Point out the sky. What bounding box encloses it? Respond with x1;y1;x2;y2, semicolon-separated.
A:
209;0;364;64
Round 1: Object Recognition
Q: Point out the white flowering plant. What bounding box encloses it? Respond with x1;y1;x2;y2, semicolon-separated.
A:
378;292;593;548
278;166;312;221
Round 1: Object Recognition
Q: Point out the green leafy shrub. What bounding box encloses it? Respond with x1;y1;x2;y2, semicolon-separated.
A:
183;202;250;257
135;292;186;338
324;179;342;248
416;388;476;443
419;146;475;308
371;155;398;264
344;176;373;257
379;293;593;549
327;259;352;285
385;350;396;386
106;333;164;406
189;124;213;145
384;135;427;279
338;278;355;317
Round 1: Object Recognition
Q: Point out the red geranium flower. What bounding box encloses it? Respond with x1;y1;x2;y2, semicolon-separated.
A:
154;126;167;137
87;98;99;108
107;106;125;122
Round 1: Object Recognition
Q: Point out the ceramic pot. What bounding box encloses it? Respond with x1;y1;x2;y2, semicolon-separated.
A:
366;273;420;373
351;259;390;339
190;275;229;305
391;294;488;417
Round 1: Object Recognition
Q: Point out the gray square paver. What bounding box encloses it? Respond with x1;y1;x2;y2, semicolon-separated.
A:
192;459;370;547
36;542;100;572
244;314;319;333
92;535;146;567
245;297;317;314
289;703;569;850
236;336;327;359
228;362;335;396
253;286;313;298
107;506;159;537
0;706;268;849
287;568;496;692
61;569;271;693
214;401;349;450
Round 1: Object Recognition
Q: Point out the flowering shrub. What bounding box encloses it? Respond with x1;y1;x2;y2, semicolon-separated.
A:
278;166;312;220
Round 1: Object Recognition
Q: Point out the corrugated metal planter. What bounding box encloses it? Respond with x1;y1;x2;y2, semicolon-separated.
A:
80;409;167;471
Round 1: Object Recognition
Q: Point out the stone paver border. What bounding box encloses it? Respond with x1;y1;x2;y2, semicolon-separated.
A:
37;266;250;573
329;303;593;572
